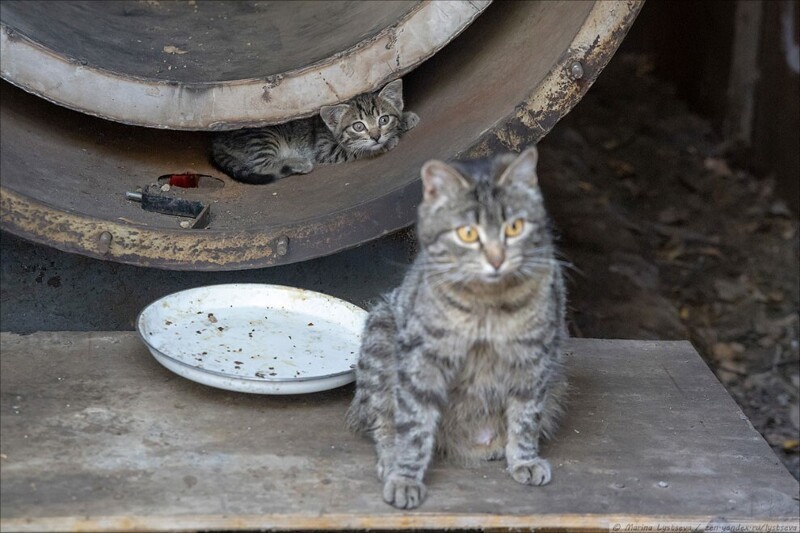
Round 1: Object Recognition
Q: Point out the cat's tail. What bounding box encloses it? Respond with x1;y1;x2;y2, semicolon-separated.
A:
229;170;278;185
539;360;569;441
346;299;397;436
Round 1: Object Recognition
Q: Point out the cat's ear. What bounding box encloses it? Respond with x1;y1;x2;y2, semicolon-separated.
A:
421;160;469;204
378;79;404;111
319;104;350;131
497;146;539;187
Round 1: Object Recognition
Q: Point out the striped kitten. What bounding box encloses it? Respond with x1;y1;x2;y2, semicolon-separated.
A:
347;147;568;509
211;80;419;184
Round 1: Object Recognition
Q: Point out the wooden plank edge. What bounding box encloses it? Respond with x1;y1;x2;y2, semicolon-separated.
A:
2;513;799;532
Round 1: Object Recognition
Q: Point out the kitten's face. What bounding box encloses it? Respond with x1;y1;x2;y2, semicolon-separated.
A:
417;148;551;285
320;80;405;156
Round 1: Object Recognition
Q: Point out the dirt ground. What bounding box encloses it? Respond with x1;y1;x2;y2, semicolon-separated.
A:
537;53;800;479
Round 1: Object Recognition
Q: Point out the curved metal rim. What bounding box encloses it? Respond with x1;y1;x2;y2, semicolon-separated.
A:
0;1;644;271
0;184;419;270
0;1;490;131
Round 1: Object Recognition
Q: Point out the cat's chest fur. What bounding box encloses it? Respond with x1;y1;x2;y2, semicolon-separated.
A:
435;271;554;346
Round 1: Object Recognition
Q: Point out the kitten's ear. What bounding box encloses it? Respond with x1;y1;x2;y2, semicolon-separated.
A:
497;146;539;187
378;79;404;111
421;160;470;204
319;104;350;131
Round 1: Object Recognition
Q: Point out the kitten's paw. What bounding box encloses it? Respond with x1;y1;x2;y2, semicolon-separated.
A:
402;112;420;131
382;474;427;509
508;457;552;486
280;158;314;176
382;136;400;152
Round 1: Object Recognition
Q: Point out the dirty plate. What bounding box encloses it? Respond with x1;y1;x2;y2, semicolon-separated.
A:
136;284;367;394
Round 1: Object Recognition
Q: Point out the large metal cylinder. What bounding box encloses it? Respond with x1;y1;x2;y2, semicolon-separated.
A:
0;1;642;270
0;0;490;129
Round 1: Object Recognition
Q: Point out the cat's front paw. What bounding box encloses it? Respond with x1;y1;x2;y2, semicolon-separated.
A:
280;158;314;176
508;457;552;486
382;474;427;509
402;112;420;132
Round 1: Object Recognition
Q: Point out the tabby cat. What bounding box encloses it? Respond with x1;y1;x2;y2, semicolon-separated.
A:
211;80;419;184
347;147;568;509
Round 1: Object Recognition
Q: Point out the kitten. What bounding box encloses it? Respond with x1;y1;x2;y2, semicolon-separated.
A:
211;80;419;184
346;147;568;510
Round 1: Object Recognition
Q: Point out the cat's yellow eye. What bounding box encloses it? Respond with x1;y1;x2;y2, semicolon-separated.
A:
456;225;479;243
504;218;525;238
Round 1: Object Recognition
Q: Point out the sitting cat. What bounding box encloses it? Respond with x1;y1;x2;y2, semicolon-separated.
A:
346;147;568;509
211;79;419;184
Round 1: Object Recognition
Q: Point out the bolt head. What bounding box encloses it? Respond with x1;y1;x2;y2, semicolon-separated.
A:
276;236;289;256
569;61;584;80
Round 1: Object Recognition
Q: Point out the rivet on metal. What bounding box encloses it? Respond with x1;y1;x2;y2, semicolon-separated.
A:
569;61;584;80
97;231;113;255
276;236;289;257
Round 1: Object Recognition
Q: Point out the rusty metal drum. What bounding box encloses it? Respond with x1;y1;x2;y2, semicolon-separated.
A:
0;1;642;270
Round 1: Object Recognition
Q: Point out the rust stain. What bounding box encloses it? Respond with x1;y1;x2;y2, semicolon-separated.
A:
385;27;398;50
0;189;277;270
263;74;284;89
261;74;285;103
482;2;644;154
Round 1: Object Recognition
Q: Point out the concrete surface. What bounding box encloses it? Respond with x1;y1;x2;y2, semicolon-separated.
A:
1;333;798;531
0;230;415;333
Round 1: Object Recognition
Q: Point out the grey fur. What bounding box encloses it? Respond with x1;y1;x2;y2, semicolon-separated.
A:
211;80;419;184
346;147;568;509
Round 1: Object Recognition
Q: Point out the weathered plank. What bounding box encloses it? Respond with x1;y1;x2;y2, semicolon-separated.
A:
0;332;797;531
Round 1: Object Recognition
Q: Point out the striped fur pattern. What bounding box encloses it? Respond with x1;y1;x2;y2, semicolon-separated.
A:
211;80;419;184
347;147;568;509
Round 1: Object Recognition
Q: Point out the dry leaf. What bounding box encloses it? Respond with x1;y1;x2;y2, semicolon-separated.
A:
790;403;800;431
703;157;732;177
712;342;745;362
713;278;748;303
163;45;188;55
767;290;785;303
663;244;685;262
767;201;792;218
696;246;723;258
657;206;690;225
782;440;799;453
607;158;636;178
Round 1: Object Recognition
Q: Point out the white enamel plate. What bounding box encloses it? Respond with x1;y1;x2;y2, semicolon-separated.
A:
136;284;367;394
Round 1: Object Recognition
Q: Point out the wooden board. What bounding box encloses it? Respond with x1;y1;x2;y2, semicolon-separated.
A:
1;332;797;531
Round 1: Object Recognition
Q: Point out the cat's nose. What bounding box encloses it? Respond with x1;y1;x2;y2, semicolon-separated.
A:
370;132;381;142
485;246;505;271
